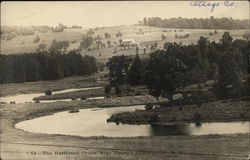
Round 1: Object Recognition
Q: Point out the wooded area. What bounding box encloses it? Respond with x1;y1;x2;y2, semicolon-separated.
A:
0;51;98;83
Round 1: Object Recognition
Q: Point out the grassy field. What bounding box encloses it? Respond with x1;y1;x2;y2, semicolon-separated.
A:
34;87;105;100
1;25;247;63
0;72;108;97
34;85;148;101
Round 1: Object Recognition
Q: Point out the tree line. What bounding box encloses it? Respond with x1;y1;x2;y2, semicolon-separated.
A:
140;17;249;29
0;51;98;83
1;25;52;41
106;32;250;103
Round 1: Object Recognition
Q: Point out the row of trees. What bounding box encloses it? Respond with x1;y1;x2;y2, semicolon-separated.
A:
106;32;250;102
141;17;249;29
1;23;69;41
1;25;52;40
0;51;98;83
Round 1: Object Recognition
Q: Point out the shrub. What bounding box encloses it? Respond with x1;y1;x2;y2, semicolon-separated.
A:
145;104;153;110
105;85;111;94
81;96;86;100
116;31;123;37
45;90;52;96
213;83;244;99
194;111;201;122
34;36;40;43
149;114;160;123
115;85;121;95
191;91;215;107
239;112;249;119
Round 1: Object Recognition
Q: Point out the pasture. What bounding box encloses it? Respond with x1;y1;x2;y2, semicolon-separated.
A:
1;25;247;63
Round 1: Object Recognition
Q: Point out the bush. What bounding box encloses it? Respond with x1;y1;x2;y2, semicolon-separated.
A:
194;111;201;122
149;114;160;123
45;90;52;96
239;112;249;119
81;96;86;100
191;91;215;107
145;104;153;110
105;85;111;94
115;85;121;95
34;36;40;43
116;31;123;37
213;83;245;99
177;91;215;106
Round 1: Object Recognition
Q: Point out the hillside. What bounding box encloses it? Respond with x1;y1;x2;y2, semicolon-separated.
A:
1;25;247;62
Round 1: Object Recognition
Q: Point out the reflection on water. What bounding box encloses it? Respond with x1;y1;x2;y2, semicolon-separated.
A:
16;105;250;137
150;124;190;136
0;87;102;104
150;122;250;136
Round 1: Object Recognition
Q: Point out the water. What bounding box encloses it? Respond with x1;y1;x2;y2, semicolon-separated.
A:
0;87;102;104
16;105;250;137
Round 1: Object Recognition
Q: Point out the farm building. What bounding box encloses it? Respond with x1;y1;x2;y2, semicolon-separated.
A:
121;39;140;46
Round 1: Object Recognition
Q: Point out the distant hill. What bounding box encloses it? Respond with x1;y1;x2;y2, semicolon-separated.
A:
0;25;248;62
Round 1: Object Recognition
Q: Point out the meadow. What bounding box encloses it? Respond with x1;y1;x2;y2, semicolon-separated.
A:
1;25;247;63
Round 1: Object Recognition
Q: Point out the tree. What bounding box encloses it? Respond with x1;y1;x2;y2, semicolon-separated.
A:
104;33;111;39
37;43;47;52
136;46;139;54
214;49;242;99
220;32;233;48
106;56;132;86
243;32;250;40
80;36;94;50
127;54;143;85
52;23;66;32
0;52;98;84
81;55;98;75
119;39;122;46
197;36;209;55
143;17;148;25
107;40;111;48
34;36;40;43
161;34;166;40
49;40;69;53
145;50;187;105
116;31;123;37
105;85;111;94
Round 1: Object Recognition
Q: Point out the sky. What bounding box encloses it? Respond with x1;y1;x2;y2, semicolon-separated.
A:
1;1;249;28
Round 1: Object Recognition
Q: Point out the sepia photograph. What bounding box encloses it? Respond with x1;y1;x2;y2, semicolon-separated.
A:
0;1;250;160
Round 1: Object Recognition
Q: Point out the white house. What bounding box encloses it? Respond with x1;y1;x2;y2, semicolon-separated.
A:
121;39;140;46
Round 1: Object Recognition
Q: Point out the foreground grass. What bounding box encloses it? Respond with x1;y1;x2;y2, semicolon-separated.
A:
1;95;249;160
